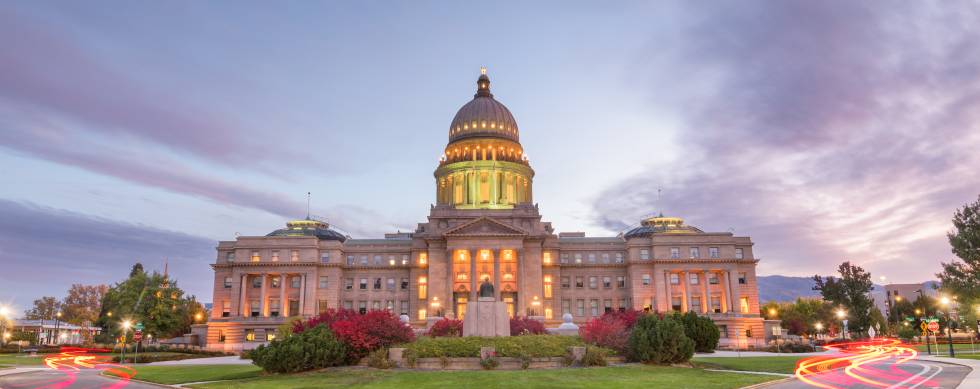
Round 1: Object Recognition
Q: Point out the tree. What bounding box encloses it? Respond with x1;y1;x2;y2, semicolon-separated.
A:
62;284;108;325
95;263;203;341
24;296;62;320
938;195;980;318
813;261;875;335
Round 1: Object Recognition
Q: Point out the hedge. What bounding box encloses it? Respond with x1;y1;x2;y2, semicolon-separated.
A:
403;335;610;358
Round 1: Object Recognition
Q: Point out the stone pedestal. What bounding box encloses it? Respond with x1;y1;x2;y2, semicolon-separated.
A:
463;297;511;337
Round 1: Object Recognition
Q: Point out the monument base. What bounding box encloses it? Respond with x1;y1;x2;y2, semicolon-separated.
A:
463;297;511;337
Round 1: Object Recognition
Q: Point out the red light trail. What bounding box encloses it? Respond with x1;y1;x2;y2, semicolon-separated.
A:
794;338;941;389
36;347;136;389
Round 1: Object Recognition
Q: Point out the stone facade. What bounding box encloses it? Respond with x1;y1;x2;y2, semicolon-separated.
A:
203;69;764;351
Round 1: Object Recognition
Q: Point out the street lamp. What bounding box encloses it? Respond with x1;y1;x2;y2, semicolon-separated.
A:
53;311;62;345
940;296;955;357
120;320;132;363
0;306;9;347
836;309;847;340
194;312;203;322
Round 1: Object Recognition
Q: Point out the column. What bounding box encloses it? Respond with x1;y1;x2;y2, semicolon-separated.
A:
680;271;690;312
239;274;248;316
469;249;477;300
299;273;307;316
493;249;501;300
664;271;672;311
280;273;288;317
260;273;268;317
516;249;525;315
730;269;742;314
720;271;730;313
701;271;710;314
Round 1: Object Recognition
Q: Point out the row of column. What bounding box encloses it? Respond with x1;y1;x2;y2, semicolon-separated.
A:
441;170;529;206
446;249;522;309
661;269;741;314
236;272;307;318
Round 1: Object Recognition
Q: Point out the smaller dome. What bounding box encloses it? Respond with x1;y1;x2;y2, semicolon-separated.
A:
267;219;347;241
448;68;520;143
623;214;703;239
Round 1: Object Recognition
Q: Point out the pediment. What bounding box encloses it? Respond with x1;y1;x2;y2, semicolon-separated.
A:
443;217;528;237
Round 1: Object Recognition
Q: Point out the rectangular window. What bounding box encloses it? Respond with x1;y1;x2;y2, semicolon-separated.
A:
735;248;744;259
401;278;409;290
709;247;719;258
561;276;570;289
562;299;571;316
347;255;355;266
671;296;682;311
575;276;584;288
576;299;585;316
218;330;226;342
711;295;722;313
251;251;260;262
604;299;612;313
289;299;299;314
387;278;395;290
740;297;749;313
250;300;260;317
271;250;280;262
616;276;625;288
321;252;330;263
270;276;280;288
360;278;368;290
343;300;353;310
266;332;276;342
344;278;353;290
222;301;230;317
689;273;699;285
642;274;651;286
358;301;367;314
269;299;280;316
226;252;235;262
690;247;700;259
374;278;382;290
245;329;255;342
560;253;569;264
418;308;427;320
588;253;596;263
738;272;747;284
640;249;650;260
318;276;328;289
373;255;382;265
544;283;553;299
718;325;728;338
691;296;702;312
289;276;300;288
574;253;583;264
291;250;300;262
402;254;409;265
590;299;599;316
401;301;409;316
252;277;262;288
372;301;381;310
602;276;611;288
385;300;394;312
670;273;680;285
418;277;427;299
223;277;232;288
588;276;598;289
601;253;610;263
619;298;628;310
615;252;624;263
708;273;719;285
360;256;368;266
670;247;680;259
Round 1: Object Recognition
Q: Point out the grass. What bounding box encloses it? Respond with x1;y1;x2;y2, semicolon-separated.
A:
912;343;979;353
691;356;803;374
0;354;46;367
104;364;263;385
183;365;778;389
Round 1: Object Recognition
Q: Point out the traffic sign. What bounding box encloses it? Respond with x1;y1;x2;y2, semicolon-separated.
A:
927;321;940;332
135;322;144;330
920;321;928;331
133;330;143;342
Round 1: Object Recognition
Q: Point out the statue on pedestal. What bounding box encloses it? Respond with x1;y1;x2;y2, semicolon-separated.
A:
478;277;495;298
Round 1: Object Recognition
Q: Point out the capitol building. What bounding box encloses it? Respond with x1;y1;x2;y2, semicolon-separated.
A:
202;69;764;350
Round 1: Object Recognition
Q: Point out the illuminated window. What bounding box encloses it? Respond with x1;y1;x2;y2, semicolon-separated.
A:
266;332;276;342
271;276;280;288
740;297;749;313
251;251;260;262
670;247;680;259
419;253;428;265
271;250;280;262
543;276;553;298
418;277;428;299
545;307;553;320
735;248;744;259
245;329;255;342
543;252;552;265
640;249;650;260
418;309;427;320
709;247;719;258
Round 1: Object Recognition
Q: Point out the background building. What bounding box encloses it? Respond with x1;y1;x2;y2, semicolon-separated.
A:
203;70;764;351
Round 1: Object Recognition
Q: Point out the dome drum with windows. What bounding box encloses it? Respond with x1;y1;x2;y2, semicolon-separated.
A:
435;68;534;209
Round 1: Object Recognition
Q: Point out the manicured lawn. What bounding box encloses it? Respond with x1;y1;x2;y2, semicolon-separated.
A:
912;343;979;353
0;354;46;367
105;364;263;385
692;356;803;374
186;365;779;389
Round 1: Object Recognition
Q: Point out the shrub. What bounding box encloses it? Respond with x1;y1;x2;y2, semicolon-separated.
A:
676;312;721;353
580;315;630;354
479;351;499;370
627;315;694;364
765;342;817;353
294;309;414;360
276;316;303;340
251;324;348;373
518;352;532;369
405;335;590;358
367;348;394;369
603;309;645;329
510;316;547;335
427;318;464;337
897;326;918;343
581;346;609;367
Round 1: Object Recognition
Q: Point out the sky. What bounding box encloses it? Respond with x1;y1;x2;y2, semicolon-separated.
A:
2;1;979;311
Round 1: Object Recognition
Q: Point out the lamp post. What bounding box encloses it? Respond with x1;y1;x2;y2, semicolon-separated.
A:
768;308;780;353
53;311;62;345
0;306;9;347
941;297;955;357
836;309;847;341
120;320;131;364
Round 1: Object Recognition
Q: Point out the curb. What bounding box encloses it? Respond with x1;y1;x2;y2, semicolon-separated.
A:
739;377;795;389
99;371;175;388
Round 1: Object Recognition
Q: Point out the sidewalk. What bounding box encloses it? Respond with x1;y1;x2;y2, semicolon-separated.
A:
147;356;253;365
698;350;833;358
0;367;49;377
917;355;980;389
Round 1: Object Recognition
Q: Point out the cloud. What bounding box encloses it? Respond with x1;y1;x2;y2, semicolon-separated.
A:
0;199;216;310
594;1;980;280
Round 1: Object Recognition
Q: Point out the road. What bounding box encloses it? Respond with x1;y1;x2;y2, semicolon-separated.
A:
0;348;158;389
772;339;971;389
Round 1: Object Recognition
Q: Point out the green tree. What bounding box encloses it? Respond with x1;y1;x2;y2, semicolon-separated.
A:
24;296;62;320
813;261;875;335
938;195;980;321
95;262;203;341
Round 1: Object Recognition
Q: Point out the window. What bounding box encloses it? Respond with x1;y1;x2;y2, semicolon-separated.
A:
373;255;382;265
385;300;394;311
251;251;260;262
401;278;409;290
709;247;719;258
290;250;299;262
574;253;582;264
689;247;700;259
708;273;719;285
590;299;599;316
711;295;722;313
576;299;585;316
250;300;260;317
560;253;569;264
321;252;330;263
359;278;368;290
291;276;301;288
360;256;368;265
269;299;280;316
374;278;382;290
604;299;612;313
402;254;409;265
670;273;680;285
252;277;262;288
543;276;553;298
691;296;702;312
640;249;650;260
245;329;255;342
735;248;744;259
343;300;353;310
289;299;299;314
602;276;611;288
620;298;629;310
271;250;280;262
226;252;235;262
601;253;610;263
689;273;699;285
345;278;353;290
222;301;230;317
270;276;280;288
670;247;680;259
588;253;596;263
418;277;427;299
671;296;682;311
400;301;409;316
347;255;355;265
223;277;232;288
738;272;747;284
387;278;396;290
266;332;276;342
561;276;570;289
372;301;381;310
642;274;651;286
318;276;328;289
218;330;226;342
562;299;571;316
615;252;624;263
718;325;728;338
358;301;367;314
616;276;626;288
575;276;584;288
588;276;597;289
418;308;427;320
740;297;749;313
418;252;428;265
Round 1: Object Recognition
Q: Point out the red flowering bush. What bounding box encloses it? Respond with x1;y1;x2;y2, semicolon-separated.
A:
510;316;546;335
579;310;646;354
427;317;463;337
294;309;415;361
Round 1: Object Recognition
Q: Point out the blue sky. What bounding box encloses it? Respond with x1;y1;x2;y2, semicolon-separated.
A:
2;1;979;311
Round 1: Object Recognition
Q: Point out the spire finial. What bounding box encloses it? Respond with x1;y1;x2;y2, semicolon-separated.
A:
476;67;492;97
480;66;487;75
657;188;663;217
306;192;311;219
